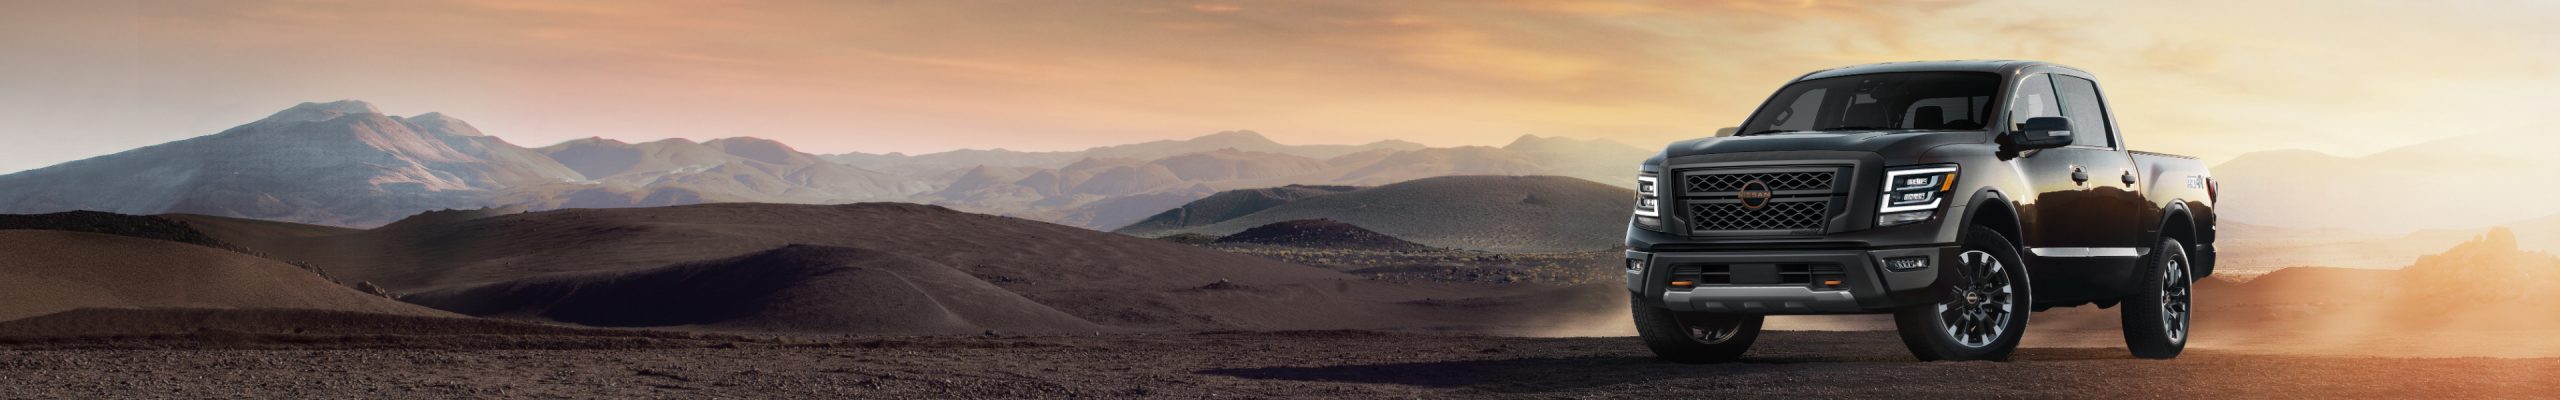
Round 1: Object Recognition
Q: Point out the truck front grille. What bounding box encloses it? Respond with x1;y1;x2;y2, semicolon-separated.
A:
1684;171;1835;193
1688;201;1830;231
1676;166;1849;235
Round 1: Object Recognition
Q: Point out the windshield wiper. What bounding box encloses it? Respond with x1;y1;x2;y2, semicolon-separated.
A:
1739;129;1802;136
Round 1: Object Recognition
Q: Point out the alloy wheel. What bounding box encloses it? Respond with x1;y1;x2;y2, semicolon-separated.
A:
1683;315;1744;344
2160;256;2192;343
1938;250;2014;348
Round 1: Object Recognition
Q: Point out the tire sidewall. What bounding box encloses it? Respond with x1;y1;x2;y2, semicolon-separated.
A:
1896;226;2032;361
2122;238;2191;358
1631;293;1765;363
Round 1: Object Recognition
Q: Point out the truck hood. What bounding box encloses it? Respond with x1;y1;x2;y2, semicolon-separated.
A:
1662;130;1988;160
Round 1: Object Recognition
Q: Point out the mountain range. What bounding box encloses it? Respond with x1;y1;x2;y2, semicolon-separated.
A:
0;100;1651;230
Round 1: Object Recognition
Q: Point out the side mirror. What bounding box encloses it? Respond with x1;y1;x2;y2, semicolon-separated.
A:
2006;117;2074;150
1713;127;1739;137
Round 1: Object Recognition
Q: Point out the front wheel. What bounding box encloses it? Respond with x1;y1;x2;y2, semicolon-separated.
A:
2121;238;2193;359
1893;226;2032;361
1631;293;1764;363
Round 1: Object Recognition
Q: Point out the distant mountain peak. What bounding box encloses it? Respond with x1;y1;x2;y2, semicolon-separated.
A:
402;112;483;137
293;99;381;114
705;136;788;147
1502;134;1624;151
1190;130;1281;146
262;100;383;124
559;136;629;146
706;137;803;164
1198;130;1269;140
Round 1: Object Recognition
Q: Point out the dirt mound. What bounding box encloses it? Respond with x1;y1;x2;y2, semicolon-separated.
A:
401;245;1104;335
1126;176;1633;252
1214;219;1428;251
0;231;449;322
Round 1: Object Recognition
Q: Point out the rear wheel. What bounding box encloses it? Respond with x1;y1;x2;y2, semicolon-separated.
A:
1631;293;1764;363
1894;226;2031;361
2121;238;2193;359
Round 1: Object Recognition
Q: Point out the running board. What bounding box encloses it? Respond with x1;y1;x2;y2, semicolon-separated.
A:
2028;247;2147;258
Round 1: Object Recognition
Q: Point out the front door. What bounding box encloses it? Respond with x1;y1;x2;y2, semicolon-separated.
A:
2052;74;2146;254
2007;74;2115;250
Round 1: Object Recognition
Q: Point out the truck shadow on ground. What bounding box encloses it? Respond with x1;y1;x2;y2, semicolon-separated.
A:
1198;347;2137;392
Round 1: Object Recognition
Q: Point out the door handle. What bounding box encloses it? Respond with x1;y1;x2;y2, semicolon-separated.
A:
2121;171;2138;186
2069;167;2089;185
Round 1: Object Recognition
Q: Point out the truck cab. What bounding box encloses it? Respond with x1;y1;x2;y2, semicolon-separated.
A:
1625;60;2218;362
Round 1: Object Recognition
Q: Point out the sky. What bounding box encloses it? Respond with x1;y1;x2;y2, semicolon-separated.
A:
3;0;2558;174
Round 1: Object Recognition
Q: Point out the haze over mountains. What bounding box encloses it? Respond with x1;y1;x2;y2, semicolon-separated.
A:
2211;129;2560;233
0;100;1650;230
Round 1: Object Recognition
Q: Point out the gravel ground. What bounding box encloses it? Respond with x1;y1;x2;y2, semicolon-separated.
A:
4;330;2556;399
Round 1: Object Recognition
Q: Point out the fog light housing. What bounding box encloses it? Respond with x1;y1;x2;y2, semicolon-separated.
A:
1877;210;1933;227
1884;256;1931;272
1626;259;1646;272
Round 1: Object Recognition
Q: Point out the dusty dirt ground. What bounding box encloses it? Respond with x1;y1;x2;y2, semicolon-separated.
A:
4;329;2556;399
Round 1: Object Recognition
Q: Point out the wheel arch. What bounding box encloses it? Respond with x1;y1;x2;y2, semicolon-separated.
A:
2155;200;2206;277
1961;188;2023;248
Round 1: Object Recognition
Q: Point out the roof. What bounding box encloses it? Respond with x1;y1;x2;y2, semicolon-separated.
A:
1797;60;2088;81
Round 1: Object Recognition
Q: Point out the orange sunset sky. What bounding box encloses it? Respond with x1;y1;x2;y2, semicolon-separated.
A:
3;0;2557;174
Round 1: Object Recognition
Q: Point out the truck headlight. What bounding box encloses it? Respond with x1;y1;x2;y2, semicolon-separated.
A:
1877;165;1957;226
1633;174;1665;230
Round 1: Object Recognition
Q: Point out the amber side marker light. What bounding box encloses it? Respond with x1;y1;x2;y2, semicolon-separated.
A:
1670;281;1694;287
1823;279;1844;288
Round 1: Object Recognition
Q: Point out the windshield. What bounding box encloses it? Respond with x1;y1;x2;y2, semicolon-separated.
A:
1739;72;2001;135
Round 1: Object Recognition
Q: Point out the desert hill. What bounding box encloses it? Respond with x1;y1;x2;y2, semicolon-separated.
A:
172;202;1595;332
1118;176;1633;252
904;134;1648;230
400;245;1104;335
2212;213;2560;273
1213;219;1430;251
1116;184;1361;235
0;230;449;322
1;211;265;256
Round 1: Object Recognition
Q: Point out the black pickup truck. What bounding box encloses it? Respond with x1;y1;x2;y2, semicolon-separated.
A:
1625;61;2218;362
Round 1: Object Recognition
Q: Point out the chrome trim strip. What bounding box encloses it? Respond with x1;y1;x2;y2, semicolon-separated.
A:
1664;286;1863;314
2029;247;2145;258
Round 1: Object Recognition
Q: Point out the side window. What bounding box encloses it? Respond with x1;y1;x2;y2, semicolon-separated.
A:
2053;75;2115;148
2009;74;2061;126
1764;88;1828;132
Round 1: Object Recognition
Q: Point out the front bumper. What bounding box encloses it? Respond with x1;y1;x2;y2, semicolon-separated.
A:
1626;245;1956;314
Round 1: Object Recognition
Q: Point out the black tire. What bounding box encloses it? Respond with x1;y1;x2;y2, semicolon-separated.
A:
2121;238;2193;359
1631;293;1764;363
1893;226;2032;361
